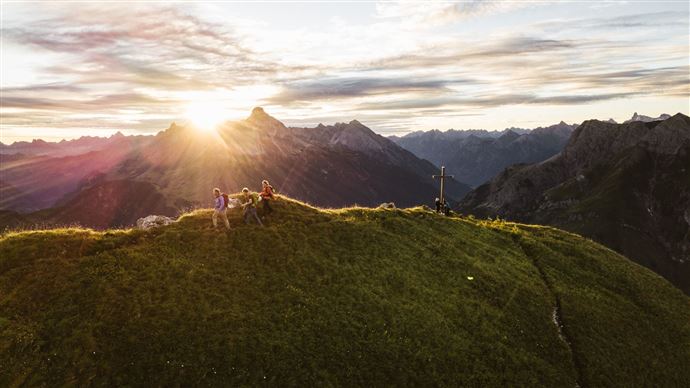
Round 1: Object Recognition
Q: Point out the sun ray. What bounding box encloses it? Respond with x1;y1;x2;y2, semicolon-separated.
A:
184;100;228;132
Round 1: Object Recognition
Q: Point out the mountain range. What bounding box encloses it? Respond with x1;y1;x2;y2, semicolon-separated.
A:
390;122;579;186
624;112;672;123
0;132;154;157
459;113;690;294
0;108;470;229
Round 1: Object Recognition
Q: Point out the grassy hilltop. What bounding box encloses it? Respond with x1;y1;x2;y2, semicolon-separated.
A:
1;197;688;386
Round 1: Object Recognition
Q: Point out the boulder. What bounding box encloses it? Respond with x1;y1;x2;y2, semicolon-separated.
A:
136;215;175;230
379;202;396;209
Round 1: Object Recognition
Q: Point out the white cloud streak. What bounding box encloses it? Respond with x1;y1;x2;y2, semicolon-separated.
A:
0;1;688;141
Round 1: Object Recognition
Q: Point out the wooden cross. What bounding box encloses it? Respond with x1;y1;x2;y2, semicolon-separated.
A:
433;166;453;206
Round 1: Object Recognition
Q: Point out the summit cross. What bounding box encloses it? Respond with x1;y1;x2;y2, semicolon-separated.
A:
433;166;453;206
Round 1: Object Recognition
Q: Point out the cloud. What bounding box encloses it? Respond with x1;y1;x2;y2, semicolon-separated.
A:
0;4;286;92
355;92;638;112
1;92;178;111
375;0;531;27
0;83;84;94
0;3;688;140
266;76;476;105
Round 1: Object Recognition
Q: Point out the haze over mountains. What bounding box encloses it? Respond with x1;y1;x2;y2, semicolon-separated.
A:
0;108;470;228
391;122;578;186
459;113;690;294
0;132;152;157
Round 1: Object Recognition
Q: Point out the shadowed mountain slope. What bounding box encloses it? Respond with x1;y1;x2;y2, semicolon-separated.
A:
459;113;690;294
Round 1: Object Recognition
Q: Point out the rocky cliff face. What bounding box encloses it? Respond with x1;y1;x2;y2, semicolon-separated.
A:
459;113;690;294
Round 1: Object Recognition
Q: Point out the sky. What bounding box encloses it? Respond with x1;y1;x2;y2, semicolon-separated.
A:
1;0;689;142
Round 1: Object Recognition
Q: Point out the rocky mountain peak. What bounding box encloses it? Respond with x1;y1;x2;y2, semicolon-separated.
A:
324;120;387;152
496;130;521;145
563;114;688;172
625;112;672;123
249;106;267;119
246;106;286;131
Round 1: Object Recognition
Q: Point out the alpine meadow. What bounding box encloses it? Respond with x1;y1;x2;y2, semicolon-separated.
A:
1;1;689;387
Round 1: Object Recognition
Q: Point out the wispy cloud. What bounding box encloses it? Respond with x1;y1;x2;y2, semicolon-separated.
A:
0;1;688;141
375;0;532;27
267;76;477;105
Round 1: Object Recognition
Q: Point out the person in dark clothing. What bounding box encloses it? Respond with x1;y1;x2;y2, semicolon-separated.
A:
260;180;275;216
444;202;451;216
435;197;441;213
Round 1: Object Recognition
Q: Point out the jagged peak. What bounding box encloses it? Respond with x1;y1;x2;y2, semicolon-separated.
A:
625;112;671;123
249;106;267;119
246;106;286;129
498;129;520;140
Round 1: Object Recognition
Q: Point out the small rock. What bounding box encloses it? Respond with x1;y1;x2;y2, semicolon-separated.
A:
136;215;175;230
379;202;396;209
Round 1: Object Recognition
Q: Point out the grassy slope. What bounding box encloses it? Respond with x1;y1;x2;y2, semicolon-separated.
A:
0;197;688;386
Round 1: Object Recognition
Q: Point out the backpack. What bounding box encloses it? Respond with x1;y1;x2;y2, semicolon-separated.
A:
221;193;229;208
261;185;275;199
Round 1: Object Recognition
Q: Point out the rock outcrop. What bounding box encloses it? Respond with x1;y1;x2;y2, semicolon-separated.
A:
136;215;175;229
459;113;690;294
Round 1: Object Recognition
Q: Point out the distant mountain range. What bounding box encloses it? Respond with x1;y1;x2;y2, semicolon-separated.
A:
0;108;470;228
0;132;153;157
459;113;690;294
390;122;578;186
624;112;672;123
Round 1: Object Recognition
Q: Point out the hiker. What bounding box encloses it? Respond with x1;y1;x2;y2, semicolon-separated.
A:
212;188;230;230
240;187;263;226
443;202;451;216
435;197;441;213
259;179;275;216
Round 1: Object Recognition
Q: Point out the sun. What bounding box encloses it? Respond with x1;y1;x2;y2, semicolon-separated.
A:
184;100;228;132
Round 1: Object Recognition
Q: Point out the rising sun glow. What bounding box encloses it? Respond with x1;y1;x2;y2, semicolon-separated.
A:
184;100;229;132
180;85;279;132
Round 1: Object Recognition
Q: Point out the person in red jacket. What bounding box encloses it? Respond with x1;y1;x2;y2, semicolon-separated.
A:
260;179;275;216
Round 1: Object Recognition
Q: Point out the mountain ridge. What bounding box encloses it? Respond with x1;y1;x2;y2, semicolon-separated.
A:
0;109;471;228
391;121;579;186
1;198;688;386
459;113;690;294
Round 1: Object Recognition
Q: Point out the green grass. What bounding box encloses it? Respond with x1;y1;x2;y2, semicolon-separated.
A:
1;196;688;386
